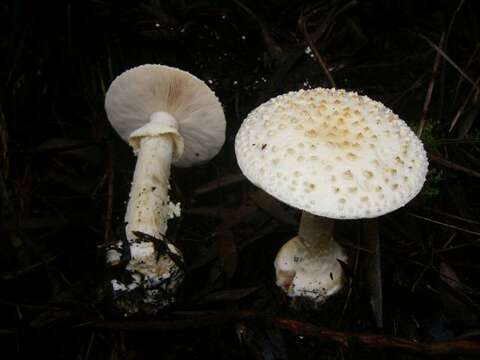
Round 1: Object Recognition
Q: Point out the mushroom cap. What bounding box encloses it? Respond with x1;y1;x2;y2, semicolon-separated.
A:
105;64;226;167
235;88;428;219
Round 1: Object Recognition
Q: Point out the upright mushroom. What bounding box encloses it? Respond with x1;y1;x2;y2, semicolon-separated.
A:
235;88;428;305
105;64;226;312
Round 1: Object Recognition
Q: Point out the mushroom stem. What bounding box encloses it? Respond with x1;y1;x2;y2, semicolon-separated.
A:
125;111;184;242
108;112;185;313
274;212;347;304
125;135;175;241
298;212;335;254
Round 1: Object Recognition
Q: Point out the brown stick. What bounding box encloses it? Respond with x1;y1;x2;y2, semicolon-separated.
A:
194;173;245;195
231;0;283;57
363;218;383;328
418;33;445;137
299;11;336;88
104;141;115;245
94;311;480;356
428;152;480;178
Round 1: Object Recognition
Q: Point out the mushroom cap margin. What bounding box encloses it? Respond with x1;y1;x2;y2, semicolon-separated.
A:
105;64;226;167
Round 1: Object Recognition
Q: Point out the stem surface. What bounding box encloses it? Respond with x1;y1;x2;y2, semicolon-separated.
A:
298;211;335;252
125;135;174;241
108;113;185;313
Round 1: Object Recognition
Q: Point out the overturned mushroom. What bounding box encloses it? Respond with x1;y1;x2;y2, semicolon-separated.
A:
235;88;428;305
105;64;225;312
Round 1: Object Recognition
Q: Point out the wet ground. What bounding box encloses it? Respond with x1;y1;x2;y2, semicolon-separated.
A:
1;1;480;359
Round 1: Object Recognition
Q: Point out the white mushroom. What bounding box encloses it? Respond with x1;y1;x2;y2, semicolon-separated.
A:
104;64;226;311
235;88;428;305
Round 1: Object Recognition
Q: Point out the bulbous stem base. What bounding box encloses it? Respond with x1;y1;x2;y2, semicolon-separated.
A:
274;212;347;304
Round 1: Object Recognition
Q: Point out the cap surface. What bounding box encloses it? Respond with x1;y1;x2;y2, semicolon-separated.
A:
105;64;226;167
235;88;428;219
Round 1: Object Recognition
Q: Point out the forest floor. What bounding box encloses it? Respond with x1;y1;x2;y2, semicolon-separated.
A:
1;1;480;359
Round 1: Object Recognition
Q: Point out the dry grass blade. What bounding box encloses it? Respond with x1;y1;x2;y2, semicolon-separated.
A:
428;152;480;178
409;213;480;237
299;10;336;88
195;173;245;195
363;219;383;328
199;287;260;304
104;141;115;245
249;190;298;226
455;104;480;139
435;238;480;253
426;207;480;225
216;224;238;278
418;33;445;138
231;0;283;57
418;33;479;92
449;76;480;132
0;107;8;177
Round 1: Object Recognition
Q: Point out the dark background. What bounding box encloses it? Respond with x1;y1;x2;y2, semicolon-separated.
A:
1;0;480;359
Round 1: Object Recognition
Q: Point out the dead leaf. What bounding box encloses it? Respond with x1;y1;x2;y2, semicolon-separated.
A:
236;322;288;360
439;262;479;327
439;262;461;290
216;224;238;278
199;287;260;304
195;173;245;195
250;190;298;226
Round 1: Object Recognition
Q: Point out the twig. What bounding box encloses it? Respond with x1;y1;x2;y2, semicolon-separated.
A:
451;43;479;104
435;238;480;253
444;0;466;115
449;76;480;132
36;141;103;153
444;0;465;48
231;0;282;57
0;170;15;221
424;207;480;225
408;213;480;237
94;310;480;356
418;33;445;137
411;234;435;292
418;33;479;92
0;106;8;177
435;138;480;145
104;141;115;245
195;173;245;195
363;219;383;328
2;255;58;280
299;10;336;88
428;152;480;178
336;225;361;327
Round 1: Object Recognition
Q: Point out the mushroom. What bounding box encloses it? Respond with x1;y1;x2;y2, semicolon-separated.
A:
235;88;428;305
105;64;226;311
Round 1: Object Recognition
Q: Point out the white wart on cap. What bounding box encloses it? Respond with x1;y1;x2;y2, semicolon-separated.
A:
235;88;428;219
